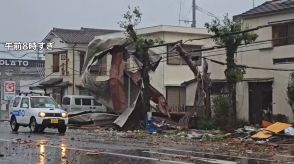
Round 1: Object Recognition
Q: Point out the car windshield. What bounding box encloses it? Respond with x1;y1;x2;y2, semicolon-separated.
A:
30;97;58;108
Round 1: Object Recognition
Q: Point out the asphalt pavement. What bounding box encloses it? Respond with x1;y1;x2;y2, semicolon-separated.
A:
0;121;284;164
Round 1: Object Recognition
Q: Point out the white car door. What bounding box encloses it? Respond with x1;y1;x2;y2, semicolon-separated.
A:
10;97;22;122
18;97;30;124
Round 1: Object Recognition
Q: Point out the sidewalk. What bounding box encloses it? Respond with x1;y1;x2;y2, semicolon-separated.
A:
0;110;9;122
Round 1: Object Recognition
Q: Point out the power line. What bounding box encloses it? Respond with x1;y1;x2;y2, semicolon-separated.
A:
204;57;294;72
127;38;294;72
0;51;43;59
19;72;55;87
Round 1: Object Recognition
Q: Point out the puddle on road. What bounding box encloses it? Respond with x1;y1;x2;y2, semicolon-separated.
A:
0;141;160;164
0;140;290;164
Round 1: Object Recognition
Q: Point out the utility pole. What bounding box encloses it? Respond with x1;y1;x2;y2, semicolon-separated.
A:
141;47;151;114
37;47;40;60
191;0;196;27
72;43;77;95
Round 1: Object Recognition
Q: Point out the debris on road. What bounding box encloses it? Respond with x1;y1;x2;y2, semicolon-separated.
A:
285;127;294;136
251;122;293;139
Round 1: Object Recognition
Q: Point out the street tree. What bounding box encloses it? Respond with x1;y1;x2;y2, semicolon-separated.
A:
118;6;163;117
205;15;258;125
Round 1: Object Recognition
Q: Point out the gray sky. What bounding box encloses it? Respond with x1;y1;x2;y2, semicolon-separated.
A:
0;0;267;43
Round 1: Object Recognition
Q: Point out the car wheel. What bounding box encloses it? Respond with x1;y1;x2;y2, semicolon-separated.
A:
29;118;39;133
58;126;67;134
10;116;19;132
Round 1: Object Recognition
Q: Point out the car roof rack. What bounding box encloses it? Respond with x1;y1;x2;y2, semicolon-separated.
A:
19;91;45;96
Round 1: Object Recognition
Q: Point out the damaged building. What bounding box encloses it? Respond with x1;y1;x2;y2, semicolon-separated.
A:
80;25;214;128
41;27;120;104
83;25;213;112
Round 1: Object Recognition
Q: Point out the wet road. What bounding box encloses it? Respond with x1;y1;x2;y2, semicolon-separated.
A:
0;122;288;164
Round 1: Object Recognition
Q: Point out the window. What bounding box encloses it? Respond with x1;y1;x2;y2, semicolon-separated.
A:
79;51;86;74
13;97;21;107
211;82;229;95
167;44;202;65
31;97;58;108
62;97;70;105
53;53;60;72
273;57;294;64
82;98;91;106
93;99;102;106
166;86;186;112
75;98;81;105
89;55;107;76
20;98;29;108
272;23;294;46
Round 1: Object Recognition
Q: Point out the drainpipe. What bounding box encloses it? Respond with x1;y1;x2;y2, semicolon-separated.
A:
72;42;77;95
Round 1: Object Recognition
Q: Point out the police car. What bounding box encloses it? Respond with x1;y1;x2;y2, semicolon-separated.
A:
9;93;68;134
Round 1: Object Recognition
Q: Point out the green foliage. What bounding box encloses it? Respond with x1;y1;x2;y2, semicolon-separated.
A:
205;15;258;48
225;67;245;82
118;6;163;53
205;15;258;82
197;115;216;130
118;5;142;30
205;15;258;122
212;95;230;130
287;72;294;114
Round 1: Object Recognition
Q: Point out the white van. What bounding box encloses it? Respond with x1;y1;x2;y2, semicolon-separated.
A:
62;95;107;113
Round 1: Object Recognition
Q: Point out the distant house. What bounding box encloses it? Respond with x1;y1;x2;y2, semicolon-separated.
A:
203;0;294;123
41;27;119;103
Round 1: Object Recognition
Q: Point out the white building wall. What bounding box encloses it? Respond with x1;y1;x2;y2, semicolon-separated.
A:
44;36;89;96
203;12;294;121
148;31;214;97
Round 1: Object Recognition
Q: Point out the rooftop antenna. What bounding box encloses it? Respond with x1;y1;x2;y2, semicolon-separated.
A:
253;0;255;8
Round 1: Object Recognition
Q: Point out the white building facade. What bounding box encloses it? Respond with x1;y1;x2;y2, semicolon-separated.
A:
203;0;294;123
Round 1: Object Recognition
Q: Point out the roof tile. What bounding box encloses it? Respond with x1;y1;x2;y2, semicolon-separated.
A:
238;0;294;18
51;27;120;44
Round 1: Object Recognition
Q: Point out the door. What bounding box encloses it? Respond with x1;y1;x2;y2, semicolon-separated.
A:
249;82;273;125
10;97;21;121
81;98;92;111
92;99;106;112
62;97;70;112
18;97;30;124
71;98;83;112
166;86;186;112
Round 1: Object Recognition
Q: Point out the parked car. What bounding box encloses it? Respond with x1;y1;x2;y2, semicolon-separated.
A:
61;95;107;113
9;94;68;133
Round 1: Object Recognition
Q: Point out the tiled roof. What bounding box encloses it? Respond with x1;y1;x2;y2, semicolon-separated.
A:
237;0;294;18
50;27;120;44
